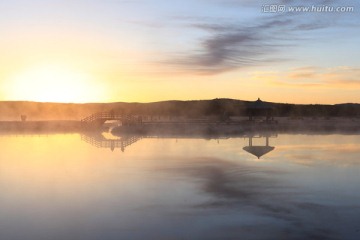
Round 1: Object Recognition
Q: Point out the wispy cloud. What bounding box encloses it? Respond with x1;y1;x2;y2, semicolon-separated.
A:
166;16;293;74
164;0;346;75
266;66;360;88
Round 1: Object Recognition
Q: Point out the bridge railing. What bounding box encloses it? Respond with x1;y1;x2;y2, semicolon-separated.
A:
81;134;142;150
81;112;135;123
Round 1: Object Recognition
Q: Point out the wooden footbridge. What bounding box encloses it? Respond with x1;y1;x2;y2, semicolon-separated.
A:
81;112;142;128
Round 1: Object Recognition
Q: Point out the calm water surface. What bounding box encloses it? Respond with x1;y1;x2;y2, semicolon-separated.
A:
0;133;360;240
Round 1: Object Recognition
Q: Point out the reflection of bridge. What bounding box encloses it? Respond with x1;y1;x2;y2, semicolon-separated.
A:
80;132;230;152
81;112;142;128
81;133;142;152
80;131;278;158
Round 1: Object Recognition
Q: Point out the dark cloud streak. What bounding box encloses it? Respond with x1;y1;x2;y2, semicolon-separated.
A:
165;1;342;75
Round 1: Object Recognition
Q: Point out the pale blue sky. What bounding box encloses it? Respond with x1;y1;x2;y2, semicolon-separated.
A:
0;0;359;103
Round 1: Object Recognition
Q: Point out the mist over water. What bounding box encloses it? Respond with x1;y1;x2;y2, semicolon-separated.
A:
0;133;360;240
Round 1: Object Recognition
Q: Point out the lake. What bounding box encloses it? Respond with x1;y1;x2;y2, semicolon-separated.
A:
0;132;360;240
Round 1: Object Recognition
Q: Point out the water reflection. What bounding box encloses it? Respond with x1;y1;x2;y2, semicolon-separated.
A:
1;133;360;239
159;156;353;240
80;131;278;159
243;133;276;159
81;132;142;152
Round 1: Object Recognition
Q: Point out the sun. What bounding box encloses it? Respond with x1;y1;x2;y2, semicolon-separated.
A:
5;64;105;103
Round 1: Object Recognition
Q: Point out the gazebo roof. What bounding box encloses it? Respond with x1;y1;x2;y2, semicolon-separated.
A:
247;98;272;110
243;146;275;159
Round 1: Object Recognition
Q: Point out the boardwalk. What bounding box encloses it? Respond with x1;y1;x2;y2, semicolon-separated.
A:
81;112;142;128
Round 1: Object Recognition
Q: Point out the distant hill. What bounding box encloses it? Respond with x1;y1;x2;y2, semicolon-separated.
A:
0;99;359;121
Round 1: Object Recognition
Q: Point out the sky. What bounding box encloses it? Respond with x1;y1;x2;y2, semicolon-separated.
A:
0;0;359;104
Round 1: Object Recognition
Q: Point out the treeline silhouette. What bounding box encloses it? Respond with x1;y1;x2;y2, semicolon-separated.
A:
0;99;359;120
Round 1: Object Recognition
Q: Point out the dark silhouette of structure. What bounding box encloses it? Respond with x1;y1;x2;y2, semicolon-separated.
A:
247;98;273;121
243;133;276;159
81;112;142;128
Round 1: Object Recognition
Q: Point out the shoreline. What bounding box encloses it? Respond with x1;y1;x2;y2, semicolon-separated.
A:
1;118;360;135
0;121;82;133
112;122;360;136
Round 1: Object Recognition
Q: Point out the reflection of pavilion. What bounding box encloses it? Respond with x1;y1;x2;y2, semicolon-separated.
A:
81;133;142;152
243;133;277;159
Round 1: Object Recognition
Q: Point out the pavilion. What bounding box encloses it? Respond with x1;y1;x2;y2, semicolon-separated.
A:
246;98;273;121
